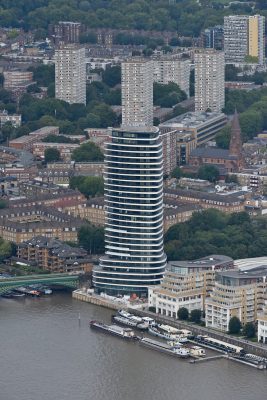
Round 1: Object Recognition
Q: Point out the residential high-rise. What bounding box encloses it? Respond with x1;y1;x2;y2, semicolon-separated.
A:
93;126;167;296
194;49;225;112
54;21;81;44
201;26;224;50
121;58;153;127
153;56;190;97
93;56;166;296
55;44;86;105
248;15;265;65
224;15;265;64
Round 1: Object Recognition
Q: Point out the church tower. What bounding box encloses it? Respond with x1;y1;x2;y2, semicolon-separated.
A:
229;110;244;170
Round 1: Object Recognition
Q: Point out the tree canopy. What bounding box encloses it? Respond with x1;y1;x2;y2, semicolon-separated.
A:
0;237;13;262
44;147;61;162
197;165;220;183
164;209;267;261
228;316;242;334
71;142;104;162
178;307;189;320
217;87;267;148
78;224;104;254
153;82;187;108
69;176;104;198
190;309;202;324
243;322;256;338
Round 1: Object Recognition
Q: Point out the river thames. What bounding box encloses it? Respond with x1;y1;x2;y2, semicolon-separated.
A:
0;293;266;400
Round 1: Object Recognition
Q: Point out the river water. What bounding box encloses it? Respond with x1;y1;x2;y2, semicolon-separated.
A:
0;293;266;400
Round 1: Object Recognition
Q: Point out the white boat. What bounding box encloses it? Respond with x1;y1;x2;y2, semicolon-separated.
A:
190;346;206;357
172;347;190;358
112;315;137;328
142;317;156;326
129;315;143;323
140;337;190;358
148;327;178;340
177;337;189;343
157;324;180;334
118;309;133;319
167;340;183;348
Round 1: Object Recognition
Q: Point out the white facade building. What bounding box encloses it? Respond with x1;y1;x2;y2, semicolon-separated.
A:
55;44;86;105
153;57;190;97
206;268;267;332
258;301;267;344
194;49;225;112
121;58;153;127
148;256;233;318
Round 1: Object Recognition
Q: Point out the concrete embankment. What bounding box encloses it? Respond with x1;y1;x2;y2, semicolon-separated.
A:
72;290;124;310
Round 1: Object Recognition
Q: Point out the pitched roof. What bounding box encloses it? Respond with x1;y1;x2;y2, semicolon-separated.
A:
190;147;237;160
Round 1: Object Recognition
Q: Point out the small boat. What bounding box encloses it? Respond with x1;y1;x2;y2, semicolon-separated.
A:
177;337;189;344
190;346;206;357
90;320;138;340
117;309;133;319
167;340;183;349
157;324;180;335
148;327;178;340
140;337;190;358
142;317;156;326
112;315;138;328
129;315;143;324
136;322;149;331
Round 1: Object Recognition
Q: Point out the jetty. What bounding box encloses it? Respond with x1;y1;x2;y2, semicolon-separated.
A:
190;355;226;364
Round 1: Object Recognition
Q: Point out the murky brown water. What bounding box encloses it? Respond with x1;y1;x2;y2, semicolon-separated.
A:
0;293;266;400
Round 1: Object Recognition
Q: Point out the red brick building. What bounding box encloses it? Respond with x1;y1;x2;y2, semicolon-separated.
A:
189;111;244;174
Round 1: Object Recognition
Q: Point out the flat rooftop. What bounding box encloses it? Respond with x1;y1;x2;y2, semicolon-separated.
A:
168;255;233;270
160;111;226;129
218;266;267;280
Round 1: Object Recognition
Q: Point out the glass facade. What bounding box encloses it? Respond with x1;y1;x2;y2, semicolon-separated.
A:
93;126;166;296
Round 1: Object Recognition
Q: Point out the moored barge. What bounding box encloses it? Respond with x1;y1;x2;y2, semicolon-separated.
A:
90;320;138;340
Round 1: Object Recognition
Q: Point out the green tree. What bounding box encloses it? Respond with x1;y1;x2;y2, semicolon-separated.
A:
0;237;12;262
44;148;61;163
225;174;239;184
69;176;104;198
71;142;104;162
190;309;202;324
178;307;189;320
171;166;182;179
197;165;220;182
228;316;242;334
102;66;121;87
243;322;256;338
216;125;231;149
78;224;104;254
0;200;7;209
28;64;55;87
153;82;187;107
